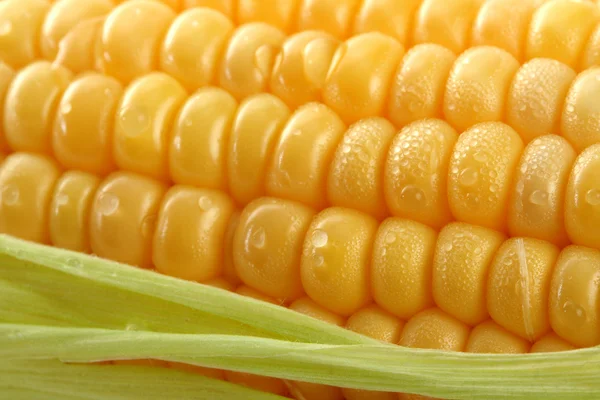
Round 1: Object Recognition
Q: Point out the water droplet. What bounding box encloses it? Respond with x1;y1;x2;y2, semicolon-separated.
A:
103;51;112;62
313;254;325;267
2;185;20;206
520;164;528;174
119;106;150;137
385;232;397;244
0;20;12;36
312;229;328;248
447;104;456;111
172;136;182;151
562;300;586;325
141;215;156;237
103;87;113;97
342;144;351;153
134;7;142;15
250;226;266;249
400;185;425;206
566;104;575;113
586;189;600;206
198;196;212;211
466;193;480;208
55;193;69;207
357;150;369;163
473;247;482;255
442;242;453;252
459;167;479;187
473;151;487;162
98;193;119;216
529;190;549;206
61;102;72;115
67;258;82;268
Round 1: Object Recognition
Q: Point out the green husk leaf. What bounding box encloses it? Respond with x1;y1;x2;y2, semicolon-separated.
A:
1;234;599;400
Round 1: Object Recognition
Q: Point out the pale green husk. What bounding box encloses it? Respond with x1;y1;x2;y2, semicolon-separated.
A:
0;234;598;400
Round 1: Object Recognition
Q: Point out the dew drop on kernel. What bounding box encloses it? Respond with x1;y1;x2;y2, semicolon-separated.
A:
312;229;328;248
586;189;600;206
250;226;266;249
198;196;212;211
385;232;397;244
66;258;82;268
98;193;119;216
459;168;479;187
342;144;351;154
401;185;425;206
61;102;72;115
562;300;586;325
0;20;12;37
141;214;156;237
313;254;325;267
55;193;69;207
120;106;150;137
2;185;19;206
529;190;549;206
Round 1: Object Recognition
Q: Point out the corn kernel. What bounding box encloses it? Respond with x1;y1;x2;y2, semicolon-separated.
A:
228;94;290;205
384;119;458;229
345;305;404;343
153;186;235;281
399;308;470;351
487;237;559;341
508;135;576;247
296;0;361;39
160;8;234;92
387;44;456;128
561;68;600;153
0;62;15;153
0;153;61;243
234;197;314;301
352;0;421;45
204;278;236;291
90;171;167;268
443;46;519;132
4;61;72;154
237;0;298;32
182;0;233;17
301;207;377;316
266;103;346;210
49;171;100;253
372;218;436;319
448;122;524;232
581;22;600;69
236;285;280;305
328;117;395;220
466;320;530;353
52;73;123;176
531;332;576;352
169;87;237;190
549;245;600;347
323;32;404;124
433;223;505;326
100;0;175;83
53;17;104;75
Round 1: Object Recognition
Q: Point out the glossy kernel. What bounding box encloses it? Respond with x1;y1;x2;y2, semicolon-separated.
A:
153;186;235;281
466;320;531;354
169;88;237;190
219;23;286;100
237;0;298;32
346;305;404;343
448;122;524;232
352;0;421;45
0;153;61;244
565;144;600;250
561;68;600;153
0;62;15;152
100;0;175;83
526;0;599;70
384;119;458;229
301;207;377;316
387;44;456;128
160;8;234;92
433;223;505;326
4;61;72;154
228;94;290;206
506;59;576;143
89;171;167;268
114;73;187;181
531;332;576;352
328;117;396;220
52;73;123;176
443;46;520;132
323;32;404;124
487;237;559;341
234;197;315;301
549;246;600;347
266;103;346;210
581;22;600;69
296;0;361;39
49;171;100;253
399;308;470;351
508;135;576;247
53;16;104;75
372;218;437;319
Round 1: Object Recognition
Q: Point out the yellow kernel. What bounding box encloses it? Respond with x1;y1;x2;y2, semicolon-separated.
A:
323;32;404;124
169;88;237;190
100;0;175;83
387;44;456;127
296;0;361;39
345;305;405;343
0;0;49;68
90;172;167;269
413;0;484;54
581;22;600;69
236;285;280;305
384;119;458;229
561;68;600;153
508;135;576;247
550;246;600;348
0;153;61;244
448;122;524;232
443;46;519;132
372;218;437;319
399;308;471;351
0;62;15;153
266;103;346;210
433;223;505;326
270;31;339;109
466;320;531;354
289;296;345;326
237;0;298;32
228;94;290;205
328;117;396;220
487;237;559;341
4;61;72;154
49;171;100;253
234;197;314;301
526;0;600;70
41;0;113;60
506;59;576;143
301;207;377;316
531;332;576;353
160;8;234;91
219;23;285;100
153;186;235;282
52;73;123;176
182;0;233;17
204;278;235;292
53;16;104;75
352;0;421;45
